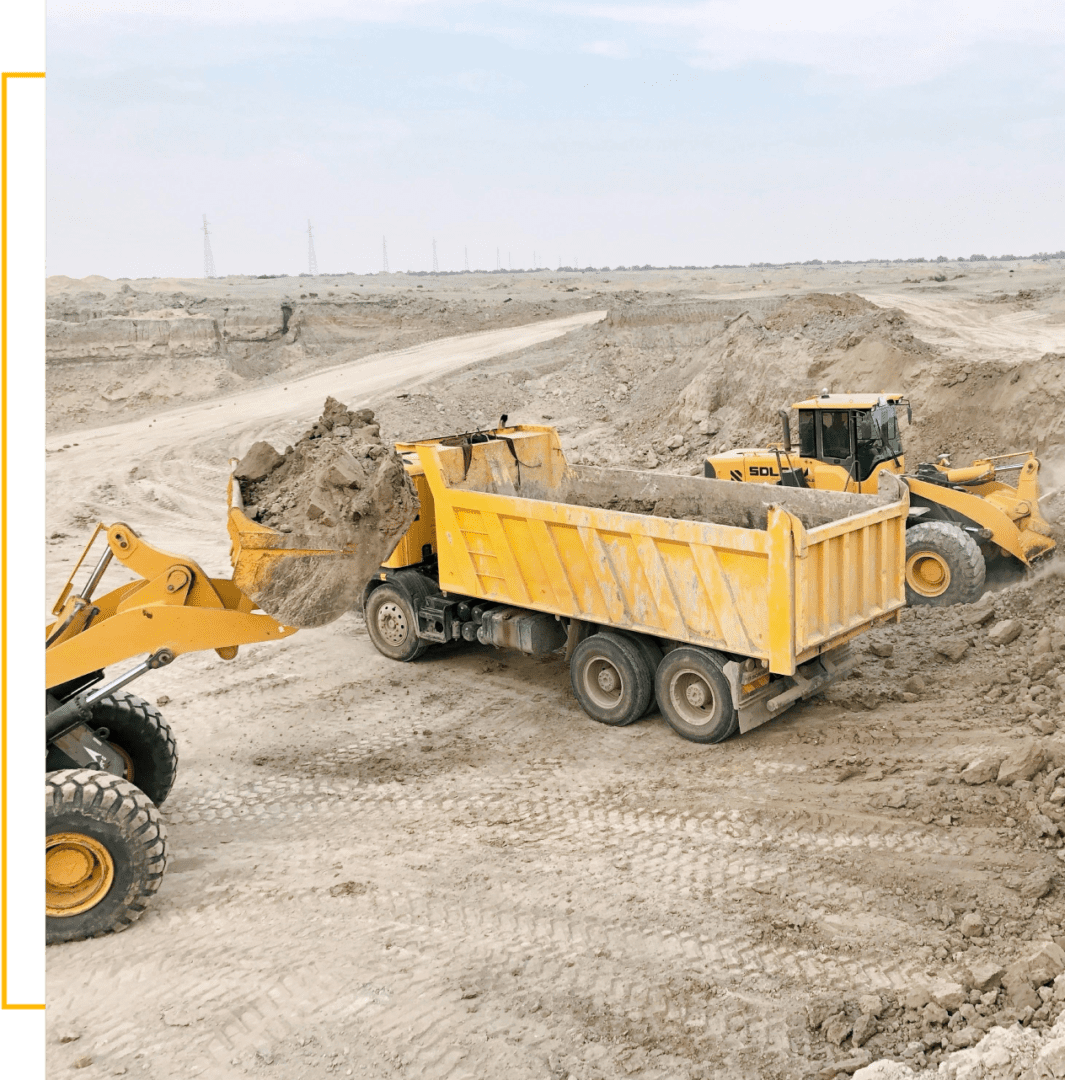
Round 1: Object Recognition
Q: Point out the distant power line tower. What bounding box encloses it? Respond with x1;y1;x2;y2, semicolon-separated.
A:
464;246;470;272
202;214;216;279
307;220;318;276
432;238;438;273
533;251;538;270
496;247;501;271
382;236;390;273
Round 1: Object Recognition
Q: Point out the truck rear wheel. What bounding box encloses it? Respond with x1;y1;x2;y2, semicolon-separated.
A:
618;632;664;717
570;631;653;726
46;692;178;807
46;769;168;944
655;647;738;743
904;521;985;606
364;572;434;661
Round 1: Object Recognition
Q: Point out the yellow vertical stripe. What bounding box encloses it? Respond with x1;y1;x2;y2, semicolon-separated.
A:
2;69;47;1011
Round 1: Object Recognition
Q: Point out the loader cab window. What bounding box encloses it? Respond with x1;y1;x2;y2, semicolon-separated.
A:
818;410;853;462
797;410;816;457
854;403;904;480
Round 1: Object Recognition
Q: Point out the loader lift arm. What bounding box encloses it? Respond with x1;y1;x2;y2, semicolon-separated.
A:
45;522;298;772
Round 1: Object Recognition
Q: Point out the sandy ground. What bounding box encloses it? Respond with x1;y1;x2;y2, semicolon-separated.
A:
44;264;1065;1080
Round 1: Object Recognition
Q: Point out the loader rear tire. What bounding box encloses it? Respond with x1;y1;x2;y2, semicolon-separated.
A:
570;631;653;726
905;521;985;607
655;647;738;744
46;769;168;944
364;573;434;662
47;692;178;807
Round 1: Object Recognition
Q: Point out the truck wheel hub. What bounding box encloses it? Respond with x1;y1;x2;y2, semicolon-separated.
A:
597;667;619;693
46;832;114;916
685;682;709;708
377;601;409;646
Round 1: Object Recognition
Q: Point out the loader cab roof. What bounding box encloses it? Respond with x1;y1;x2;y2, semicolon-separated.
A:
791;393;904;410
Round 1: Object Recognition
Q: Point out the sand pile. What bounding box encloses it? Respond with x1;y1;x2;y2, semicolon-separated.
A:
232;397;418;628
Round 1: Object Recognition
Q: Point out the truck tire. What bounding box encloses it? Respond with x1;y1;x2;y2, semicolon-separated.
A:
618;632;664;716
655;646;738;743
46;768;168;944
47;692;178;807
570;631;653;726
904;521;985;607
364;572;434;661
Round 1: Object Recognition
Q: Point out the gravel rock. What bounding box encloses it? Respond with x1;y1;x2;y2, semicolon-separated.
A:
959;912;984;937
935;639;970;662
968;962;1005;991
988;618;1024;646
930;979;968;1011
233;440;285;482
858;994;885;1018
868;643;894;658
851;1014;878;1047
997;741;1048;785
961;755;1006;785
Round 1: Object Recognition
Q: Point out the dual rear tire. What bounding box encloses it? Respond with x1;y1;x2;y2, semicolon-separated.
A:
570;632;737;743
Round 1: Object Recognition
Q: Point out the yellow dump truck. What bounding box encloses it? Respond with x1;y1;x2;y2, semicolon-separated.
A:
324;424;910;743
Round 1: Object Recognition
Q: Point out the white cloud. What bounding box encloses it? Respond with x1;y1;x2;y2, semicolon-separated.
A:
581;1;1065;85
582;39;630;59
47;0;462;25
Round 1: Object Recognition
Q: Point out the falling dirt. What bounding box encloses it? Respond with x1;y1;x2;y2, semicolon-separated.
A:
232;398;419;628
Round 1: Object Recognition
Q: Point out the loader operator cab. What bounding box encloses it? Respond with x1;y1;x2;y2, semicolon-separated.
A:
790;393;908;484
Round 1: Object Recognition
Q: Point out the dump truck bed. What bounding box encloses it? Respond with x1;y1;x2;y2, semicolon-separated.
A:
407;426;908;677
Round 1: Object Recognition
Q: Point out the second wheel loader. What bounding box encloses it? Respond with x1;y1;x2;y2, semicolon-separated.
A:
703;392;1055;606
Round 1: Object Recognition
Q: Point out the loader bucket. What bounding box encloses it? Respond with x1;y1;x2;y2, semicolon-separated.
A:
227;476;408;629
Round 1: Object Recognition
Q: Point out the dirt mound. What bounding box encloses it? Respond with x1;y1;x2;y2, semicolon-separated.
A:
233;398;419;627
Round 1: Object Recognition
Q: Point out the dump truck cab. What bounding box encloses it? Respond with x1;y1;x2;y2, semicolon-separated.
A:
705;393;908;494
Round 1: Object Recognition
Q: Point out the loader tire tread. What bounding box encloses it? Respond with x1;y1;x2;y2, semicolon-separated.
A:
48;692;178;806
904;521;985;607
46;768;168;945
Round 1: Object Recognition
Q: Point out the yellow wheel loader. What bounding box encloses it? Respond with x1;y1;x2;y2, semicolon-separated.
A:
43;492;372;943
703;393;1055;606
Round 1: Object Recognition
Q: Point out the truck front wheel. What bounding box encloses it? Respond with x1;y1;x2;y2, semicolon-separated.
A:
904;521;985;606
655;647;738;743
364;574;433;661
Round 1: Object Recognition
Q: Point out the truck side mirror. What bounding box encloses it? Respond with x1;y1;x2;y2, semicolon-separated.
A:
778;409;791;448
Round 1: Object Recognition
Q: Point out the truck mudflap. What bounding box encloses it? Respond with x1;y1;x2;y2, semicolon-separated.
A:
724;643;858;734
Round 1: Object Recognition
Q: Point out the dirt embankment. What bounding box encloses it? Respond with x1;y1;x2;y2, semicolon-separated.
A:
45;279;599;433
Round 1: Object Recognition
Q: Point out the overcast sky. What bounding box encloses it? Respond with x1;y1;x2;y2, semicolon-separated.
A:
47;1;1065;278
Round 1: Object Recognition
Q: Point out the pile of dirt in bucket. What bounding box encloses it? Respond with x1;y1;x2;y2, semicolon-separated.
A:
232;397;419;628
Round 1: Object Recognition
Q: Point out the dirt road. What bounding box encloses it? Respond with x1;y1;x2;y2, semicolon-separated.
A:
45;310;605;575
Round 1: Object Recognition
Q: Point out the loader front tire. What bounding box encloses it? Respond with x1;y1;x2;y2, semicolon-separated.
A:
47;692;178;807
904;521;985;607
364;573;433;662
46;769;168;944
